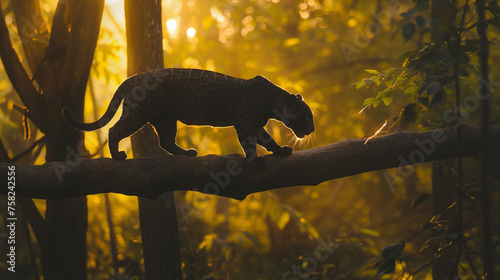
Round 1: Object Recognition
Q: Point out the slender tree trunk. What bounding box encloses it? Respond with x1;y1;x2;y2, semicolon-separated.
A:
430;1;458;279
124;0;183;279
431;160;458;280
105;193;119;275
476;0;495;278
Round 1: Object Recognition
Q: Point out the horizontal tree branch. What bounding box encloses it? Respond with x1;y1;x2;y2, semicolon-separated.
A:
1;125;499;201
0;137;46;238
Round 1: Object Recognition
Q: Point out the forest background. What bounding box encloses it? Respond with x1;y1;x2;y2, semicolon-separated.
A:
0;0;499;279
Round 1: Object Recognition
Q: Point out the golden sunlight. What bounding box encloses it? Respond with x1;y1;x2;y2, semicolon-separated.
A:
186;27;196;38
105;0;120;5
210;6;227;24
166;18;179;39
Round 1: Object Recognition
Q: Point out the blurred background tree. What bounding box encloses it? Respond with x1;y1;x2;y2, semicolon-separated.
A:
0;0;498;279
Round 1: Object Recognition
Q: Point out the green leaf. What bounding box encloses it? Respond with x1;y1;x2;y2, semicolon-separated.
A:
372;99;381;107
400;7;417;19
415;15;427;27
396;75;408;82
385;77;396;87
423;82;443;96
364;69;379;74
383;68;400;74
402;22;416;42
372;76;381;86
351;81;365;89
375;91;384;99
363;97;375;106
412;193;430;208
382;243;405;259
429;213;443;224
382;94;393;106
419;238;436;253
360;228;380;237
363;78;374;87
404;86;418;95
429;91;444;108
376;259;396;276
376;243;405;275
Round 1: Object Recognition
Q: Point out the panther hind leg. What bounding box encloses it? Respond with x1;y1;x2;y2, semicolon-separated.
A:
151;119;198;157
108;118;146;160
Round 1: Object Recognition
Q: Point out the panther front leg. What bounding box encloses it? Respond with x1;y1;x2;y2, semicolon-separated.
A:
236;126;265;168
256;128;293;156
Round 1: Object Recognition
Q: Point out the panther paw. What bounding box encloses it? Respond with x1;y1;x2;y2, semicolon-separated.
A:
112;151;127;160
274;146;293;156
184;148;198;157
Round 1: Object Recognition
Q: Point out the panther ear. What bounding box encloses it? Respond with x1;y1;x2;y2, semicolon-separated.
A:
297;94;303;101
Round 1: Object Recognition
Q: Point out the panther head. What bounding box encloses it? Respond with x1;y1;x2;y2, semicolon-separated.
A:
280;94;315;139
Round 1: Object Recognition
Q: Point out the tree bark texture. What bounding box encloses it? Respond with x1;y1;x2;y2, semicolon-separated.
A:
124;0;183;279
0;0;104;279
430;1;459;278
476;0;495;278
2;125;498;201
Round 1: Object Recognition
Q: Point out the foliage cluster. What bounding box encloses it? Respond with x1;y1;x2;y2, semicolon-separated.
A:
354;0;500;278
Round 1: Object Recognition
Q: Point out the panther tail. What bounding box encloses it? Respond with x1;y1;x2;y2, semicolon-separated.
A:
62;91;124;131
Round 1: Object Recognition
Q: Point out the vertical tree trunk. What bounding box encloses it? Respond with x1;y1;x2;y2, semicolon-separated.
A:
1;0;104;278
476;0;495;278
124;0;183;279
431;161;458;280
430;1;458;279
40;0;104;277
